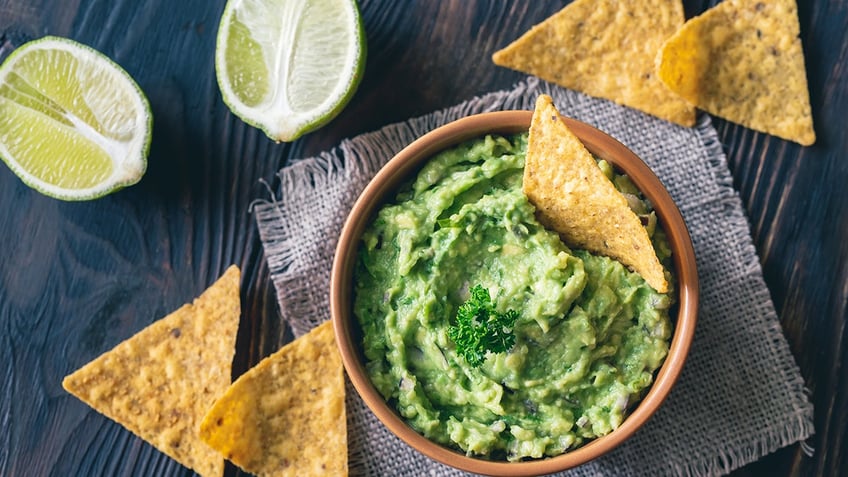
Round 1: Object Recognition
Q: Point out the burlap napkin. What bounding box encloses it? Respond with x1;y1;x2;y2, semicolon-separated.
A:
252;78;814;476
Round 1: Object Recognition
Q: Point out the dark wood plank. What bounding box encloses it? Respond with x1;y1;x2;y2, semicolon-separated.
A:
0;0;287;475
0;0;845;476
714;1;848;476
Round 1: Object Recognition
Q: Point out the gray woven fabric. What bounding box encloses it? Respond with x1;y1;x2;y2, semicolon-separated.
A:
252;77;814;476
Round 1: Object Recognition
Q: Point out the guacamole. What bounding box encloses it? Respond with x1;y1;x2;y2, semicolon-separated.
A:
353;133;673;461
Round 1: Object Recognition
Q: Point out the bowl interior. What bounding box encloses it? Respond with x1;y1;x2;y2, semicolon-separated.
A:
331;110;698;476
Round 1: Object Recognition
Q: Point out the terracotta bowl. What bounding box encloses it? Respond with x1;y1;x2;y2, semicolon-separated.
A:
331;111;698;476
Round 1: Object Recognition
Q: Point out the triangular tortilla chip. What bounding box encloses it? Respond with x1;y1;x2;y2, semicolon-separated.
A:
524;95;668;292
657;0;815;145
62;266;241;477
493;0;695;127
199;321;346;477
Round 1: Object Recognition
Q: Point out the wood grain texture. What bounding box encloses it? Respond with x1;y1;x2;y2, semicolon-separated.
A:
0;0;845;476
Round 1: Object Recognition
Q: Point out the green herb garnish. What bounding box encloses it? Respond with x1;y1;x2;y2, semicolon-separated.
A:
448;284;519;367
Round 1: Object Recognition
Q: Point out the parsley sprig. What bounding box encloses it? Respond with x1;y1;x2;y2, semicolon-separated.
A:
448;284;519;367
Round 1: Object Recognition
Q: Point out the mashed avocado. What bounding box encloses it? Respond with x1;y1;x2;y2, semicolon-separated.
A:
353;133;673;461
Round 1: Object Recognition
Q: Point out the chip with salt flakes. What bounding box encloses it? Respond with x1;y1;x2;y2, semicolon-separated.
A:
492;0;695;127
62;265;241;477
657;0;815;145
199;320;346;477
524;95;668;293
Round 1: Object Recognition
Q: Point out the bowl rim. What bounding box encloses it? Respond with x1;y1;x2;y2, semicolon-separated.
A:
331;110;698;476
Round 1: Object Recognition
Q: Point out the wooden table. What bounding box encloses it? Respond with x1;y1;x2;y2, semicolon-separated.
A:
1;1;845;476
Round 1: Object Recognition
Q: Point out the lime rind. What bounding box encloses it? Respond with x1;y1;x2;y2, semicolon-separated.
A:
0;36;152;201
215;0;366;142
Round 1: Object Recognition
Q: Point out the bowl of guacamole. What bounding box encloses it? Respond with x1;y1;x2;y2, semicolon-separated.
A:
331;110;698;476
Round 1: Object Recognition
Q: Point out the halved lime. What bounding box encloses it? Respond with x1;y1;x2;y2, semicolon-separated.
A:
0;36;151;201
216;0;367;142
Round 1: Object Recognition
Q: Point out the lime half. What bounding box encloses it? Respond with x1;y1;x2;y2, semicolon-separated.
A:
0;36;151;201
216;0;366;142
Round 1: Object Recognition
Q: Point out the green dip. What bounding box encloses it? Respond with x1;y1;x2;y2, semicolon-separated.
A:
353;133;673;461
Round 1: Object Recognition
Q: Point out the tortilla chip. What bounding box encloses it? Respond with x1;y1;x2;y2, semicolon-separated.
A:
524;95;668;292
62;266;241;477
199;321;346;477
492;0;695;127
657;0;815;145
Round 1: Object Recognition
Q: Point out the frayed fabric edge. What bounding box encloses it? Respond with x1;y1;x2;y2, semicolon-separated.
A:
252;77;816;477
662;414;815;477
695;117;813;415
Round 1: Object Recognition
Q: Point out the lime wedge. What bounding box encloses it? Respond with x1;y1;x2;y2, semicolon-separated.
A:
0;36;151;201
216;0;366;142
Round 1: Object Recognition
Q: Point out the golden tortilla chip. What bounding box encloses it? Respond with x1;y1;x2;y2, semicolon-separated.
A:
199;320;346;477
492;0;695;127
62;266;241;477
657;0;815;145
524;95;668;292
